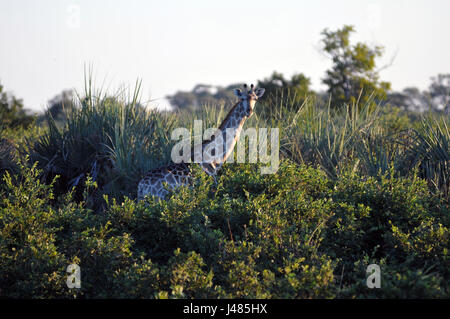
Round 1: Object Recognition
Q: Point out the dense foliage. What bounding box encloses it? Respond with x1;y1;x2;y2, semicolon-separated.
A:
320;25;391;108
0;157;447;298
0;83;448;298
0;82;34;129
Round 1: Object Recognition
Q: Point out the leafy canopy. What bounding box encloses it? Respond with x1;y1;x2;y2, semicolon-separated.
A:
321;25;391;108
0;83;34;129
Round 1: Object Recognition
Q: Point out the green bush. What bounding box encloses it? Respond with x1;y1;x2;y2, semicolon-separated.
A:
0;85;448;299
29;83;177;205
1;157;447;298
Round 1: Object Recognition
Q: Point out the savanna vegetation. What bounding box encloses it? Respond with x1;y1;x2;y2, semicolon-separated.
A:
0;26;448;298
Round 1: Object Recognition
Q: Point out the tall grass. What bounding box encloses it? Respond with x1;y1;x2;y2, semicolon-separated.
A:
409;117;449;197
259;91;449;198
270;95;382;178
30;79;177;202
27;82;449;203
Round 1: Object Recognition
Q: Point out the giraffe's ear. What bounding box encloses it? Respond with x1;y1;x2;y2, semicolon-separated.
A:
255;88;265;98
233;89;242;97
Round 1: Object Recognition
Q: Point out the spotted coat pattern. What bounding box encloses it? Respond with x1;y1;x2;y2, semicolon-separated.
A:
137;84;265;200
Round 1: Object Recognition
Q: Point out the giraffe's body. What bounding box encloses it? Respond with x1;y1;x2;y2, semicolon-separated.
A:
137;84;265;200
137;162;192;200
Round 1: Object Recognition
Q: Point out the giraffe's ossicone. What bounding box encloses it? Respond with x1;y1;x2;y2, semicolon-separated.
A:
137;84;265;201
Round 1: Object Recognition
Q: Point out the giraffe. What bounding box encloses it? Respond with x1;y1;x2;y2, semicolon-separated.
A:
137;84;265;200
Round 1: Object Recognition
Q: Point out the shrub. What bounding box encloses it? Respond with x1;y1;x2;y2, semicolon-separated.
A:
1;84;448;299
0;155;448;298
29;82;177;205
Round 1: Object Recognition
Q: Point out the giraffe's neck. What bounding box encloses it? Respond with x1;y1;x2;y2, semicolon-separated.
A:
198;100;249;175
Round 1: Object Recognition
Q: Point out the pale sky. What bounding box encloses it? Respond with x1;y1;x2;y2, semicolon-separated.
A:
1;0;449;111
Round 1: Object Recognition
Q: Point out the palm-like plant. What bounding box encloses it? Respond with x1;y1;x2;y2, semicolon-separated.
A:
30;78;178;203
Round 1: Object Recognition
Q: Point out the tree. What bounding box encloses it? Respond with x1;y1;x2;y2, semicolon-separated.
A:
167;84;239;110
321;25;391;108
387;75;450;113
168;90;200;110
257;71;314;111
428;74;450;114
0;82;34;128
46;89;77;123
388;87;429;112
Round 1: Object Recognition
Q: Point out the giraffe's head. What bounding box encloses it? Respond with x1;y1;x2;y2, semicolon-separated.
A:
233;84;265;117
